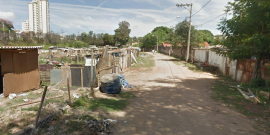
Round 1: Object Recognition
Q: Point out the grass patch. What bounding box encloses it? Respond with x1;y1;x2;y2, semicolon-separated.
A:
73;96;127;112
0;107;4;112
211;76;270;116
132;53;155;68
21;106;39;111
211;76;270;133
119;92;136;99
43;97;64;106
169;54;202;72
64;120;83;133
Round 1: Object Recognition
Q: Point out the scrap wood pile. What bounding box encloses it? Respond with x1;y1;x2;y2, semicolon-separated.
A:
232;86;263;103
80;119;117;135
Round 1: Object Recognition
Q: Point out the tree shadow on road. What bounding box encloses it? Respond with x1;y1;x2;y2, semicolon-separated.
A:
112;76;259;135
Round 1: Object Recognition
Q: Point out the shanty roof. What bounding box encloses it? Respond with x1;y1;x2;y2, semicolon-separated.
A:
0;46;43;50
162;42;172;47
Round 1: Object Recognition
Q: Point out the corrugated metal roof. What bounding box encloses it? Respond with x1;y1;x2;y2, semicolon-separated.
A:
0;46;43;49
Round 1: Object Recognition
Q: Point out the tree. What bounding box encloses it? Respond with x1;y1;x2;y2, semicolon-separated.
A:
114;21;131;46
215;0;270;79
96;33;104;46
0;18;14;45
0;18;14;32
132;36;137;42
141;33;156;49
81;32;88;42
198;30;214;44
151;26;171;45
103;33;114;45
167;20;200;48
213;35;222;45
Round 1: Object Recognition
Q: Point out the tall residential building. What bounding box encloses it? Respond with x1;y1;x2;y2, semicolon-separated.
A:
21;20;29;33
28;0;50;34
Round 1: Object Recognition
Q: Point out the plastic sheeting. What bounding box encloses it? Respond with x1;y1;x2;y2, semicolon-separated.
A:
100;74;122;94
119;74;135;88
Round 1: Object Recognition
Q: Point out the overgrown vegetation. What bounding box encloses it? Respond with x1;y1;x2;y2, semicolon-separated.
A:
73;94;131;112
211;76;270;132
131;53;155;68
214;0;270;80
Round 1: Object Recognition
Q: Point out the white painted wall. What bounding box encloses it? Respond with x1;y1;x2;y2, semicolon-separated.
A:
194;49;207;62
208;51;227;75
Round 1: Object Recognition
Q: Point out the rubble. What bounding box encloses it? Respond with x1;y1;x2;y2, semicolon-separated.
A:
9;93;16;99
82;119;117;135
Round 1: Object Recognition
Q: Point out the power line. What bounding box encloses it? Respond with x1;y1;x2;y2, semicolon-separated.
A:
195;13;226;27
192;0;211;17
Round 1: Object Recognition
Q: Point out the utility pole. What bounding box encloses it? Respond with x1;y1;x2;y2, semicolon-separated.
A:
156;31;158;52
176;3;193;62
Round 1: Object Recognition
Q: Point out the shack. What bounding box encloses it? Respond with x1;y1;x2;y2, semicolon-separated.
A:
0;46;42;97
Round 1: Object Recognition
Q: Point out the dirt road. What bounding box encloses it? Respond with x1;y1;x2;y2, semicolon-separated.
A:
113;53;257;135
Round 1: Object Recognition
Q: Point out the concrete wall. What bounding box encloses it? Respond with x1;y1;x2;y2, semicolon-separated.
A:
194;49;208;62
208;51;227;75
156;45;186;58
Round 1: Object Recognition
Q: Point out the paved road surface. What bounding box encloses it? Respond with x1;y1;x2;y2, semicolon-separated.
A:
113;53;256;135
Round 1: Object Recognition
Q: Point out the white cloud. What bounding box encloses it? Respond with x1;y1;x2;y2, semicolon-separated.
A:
0;11;16;20
0;0;234;36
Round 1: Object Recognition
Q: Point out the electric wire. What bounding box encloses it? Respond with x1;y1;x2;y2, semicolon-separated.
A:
192;0;211;17
195;13;226;27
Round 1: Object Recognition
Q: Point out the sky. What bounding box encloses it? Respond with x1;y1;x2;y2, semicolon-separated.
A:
0;0;234;37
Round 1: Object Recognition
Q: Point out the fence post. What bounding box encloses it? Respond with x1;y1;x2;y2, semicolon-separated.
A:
90;48;95;97
113;53;116;73
76;55;78;64
67;78;72;106
69;71;72;87
81;68;83;88
34;86;48;128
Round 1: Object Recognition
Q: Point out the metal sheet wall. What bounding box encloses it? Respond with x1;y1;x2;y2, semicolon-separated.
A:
2;50;40;96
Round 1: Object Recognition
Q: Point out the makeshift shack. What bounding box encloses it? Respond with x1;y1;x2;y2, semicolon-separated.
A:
0;46;42;97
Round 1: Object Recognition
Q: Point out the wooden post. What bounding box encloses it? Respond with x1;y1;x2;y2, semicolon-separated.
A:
113;53;115;73
90;48;95;97
108;53;111;66
67;78;72;106
103;45;109;58
81;68;83;88
35;86;48;128
69;71;72;87
76;55;78;64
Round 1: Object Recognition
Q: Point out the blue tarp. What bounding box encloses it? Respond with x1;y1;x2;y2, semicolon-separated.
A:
119;74;135;88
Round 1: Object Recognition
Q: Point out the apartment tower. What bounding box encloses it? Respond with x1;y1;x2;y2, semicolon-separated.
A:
28;0;50;33
21;20;29;33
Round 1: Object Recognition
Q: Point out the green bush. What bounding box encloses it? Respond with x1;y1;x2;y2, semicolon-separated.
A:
73;41;87;48
265;79;270;87
250;78;266;88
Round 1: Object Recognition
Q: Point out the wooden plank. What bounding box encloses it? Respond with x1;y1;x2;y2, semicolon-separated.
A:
69;71;72;87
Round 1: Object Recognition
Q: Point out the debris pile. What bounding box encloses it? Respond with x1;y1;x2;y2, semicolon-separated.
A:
100;73;122;94
140;54;148;57
119;74;135;88
82;119;117;135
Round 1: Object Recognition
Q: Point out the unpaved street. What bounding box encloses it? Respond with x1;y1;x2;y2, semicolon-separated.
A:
113;53;257;135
